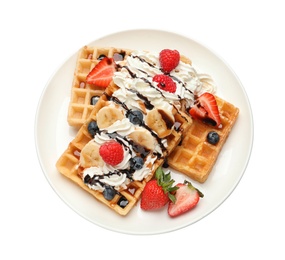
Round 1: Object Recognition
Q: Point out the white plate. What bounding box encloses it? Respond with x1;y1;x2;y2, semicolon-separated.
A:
35;29;253;235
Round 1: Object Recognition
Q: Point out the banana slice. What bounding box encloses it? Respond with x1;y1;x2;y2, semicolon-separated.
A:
80;140;104;168
145;108;174;138
96;106;124;129
128;129;156;151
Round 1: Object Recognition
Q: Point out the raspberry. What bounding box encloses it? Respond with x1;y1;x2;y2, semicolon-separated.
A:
153;74;177;93
159;49;180;73
99;140;124;166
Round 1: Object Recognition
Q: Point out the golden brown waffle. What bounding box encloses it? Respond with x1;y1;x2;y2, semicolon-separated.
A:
68;46;133;128
168;96;239;183
57;83;192;216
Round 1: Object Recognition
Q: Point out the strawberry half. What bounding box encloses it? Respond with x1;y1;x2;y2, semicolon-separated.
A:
86;57;116;88
189;93;222;128
168;181;204;218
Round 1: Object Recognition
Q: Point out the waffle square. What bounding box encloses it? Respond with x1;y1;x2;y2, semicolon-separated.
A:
57;83;192;215
68;46;132;128
168;96;239;183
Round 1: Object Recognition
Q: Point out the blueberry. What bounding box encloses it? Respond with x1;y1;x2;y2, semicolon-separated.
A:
130;156;144;170
103;186;116;201
97;54;107;60
87;120;99;137
207;131;220;145
117;196;129;208
113;52;125;61
162;159;169;168
127;110;143;125
83;174;91;184
90;96;99;105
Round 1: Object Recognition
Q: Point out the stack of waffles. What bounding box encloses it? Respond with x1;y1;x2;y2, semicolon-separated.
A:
56;46;239;216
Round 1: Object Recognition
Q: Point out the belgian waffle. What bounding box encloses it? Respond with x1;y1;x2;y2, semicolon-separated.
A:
68;46;132;128
168;96;239;183
57;83;192;216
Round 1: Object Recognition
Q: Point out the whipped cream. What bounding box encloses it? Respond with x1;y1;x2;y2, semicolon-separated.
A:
113;50;216;109
81;112;162;192
80;49;217;194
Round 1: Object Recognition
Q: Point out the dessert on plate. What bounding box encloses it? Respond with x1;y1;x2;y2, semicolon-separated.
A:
56;46;239;216
57;48;194;215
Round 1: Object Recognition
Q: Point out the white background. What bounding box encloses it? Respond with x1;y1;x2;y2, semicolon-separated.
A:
1;0;284;259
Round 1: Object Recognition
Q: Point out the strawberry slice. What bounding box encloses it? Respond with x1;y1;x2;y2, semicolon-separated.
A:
168;181;204;218
189;104;207;120
86;57;116;88
189;93;222;128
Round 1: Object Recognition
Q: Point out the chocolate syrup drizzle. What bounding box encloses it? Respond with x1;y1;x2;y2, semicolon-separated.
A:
84;53;194;207
116;56;191;128
84;93;169;198
106;93;167;155
130;54;195;97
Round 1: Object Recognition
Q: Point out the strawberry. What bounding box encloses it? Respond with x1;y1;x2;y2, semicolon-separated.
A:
86;57;116;88
189;104;207;120
168;180;204;218
99;140;124;166
159;49;180;73
153;74;177;93
189;92;222;128
141;167;178;211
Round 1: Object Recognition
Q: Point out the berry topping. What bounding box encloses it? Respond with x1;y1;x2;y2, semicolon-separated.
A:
141;167;178;211
153;74;177;93
87;120;99;137
168;180;204;218
159;49;180;73
117;196;129;208
127;110;144;125
189;92;222;128
103;185;117;201
99;140;124;166
113;52;125;61
97;54;107;60
207;131;220;145
129;156;144;170
90;95;99;105
86;57;116;88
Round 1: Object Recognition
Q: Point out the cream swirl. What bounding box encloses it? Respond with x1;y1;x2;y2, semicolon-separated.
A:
132;155;156;181
113;72;175;114
81;116;161;191
82;165;129;192
82;134;132;191
101;118;135;136
113;50;216;108
81;49;217;195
